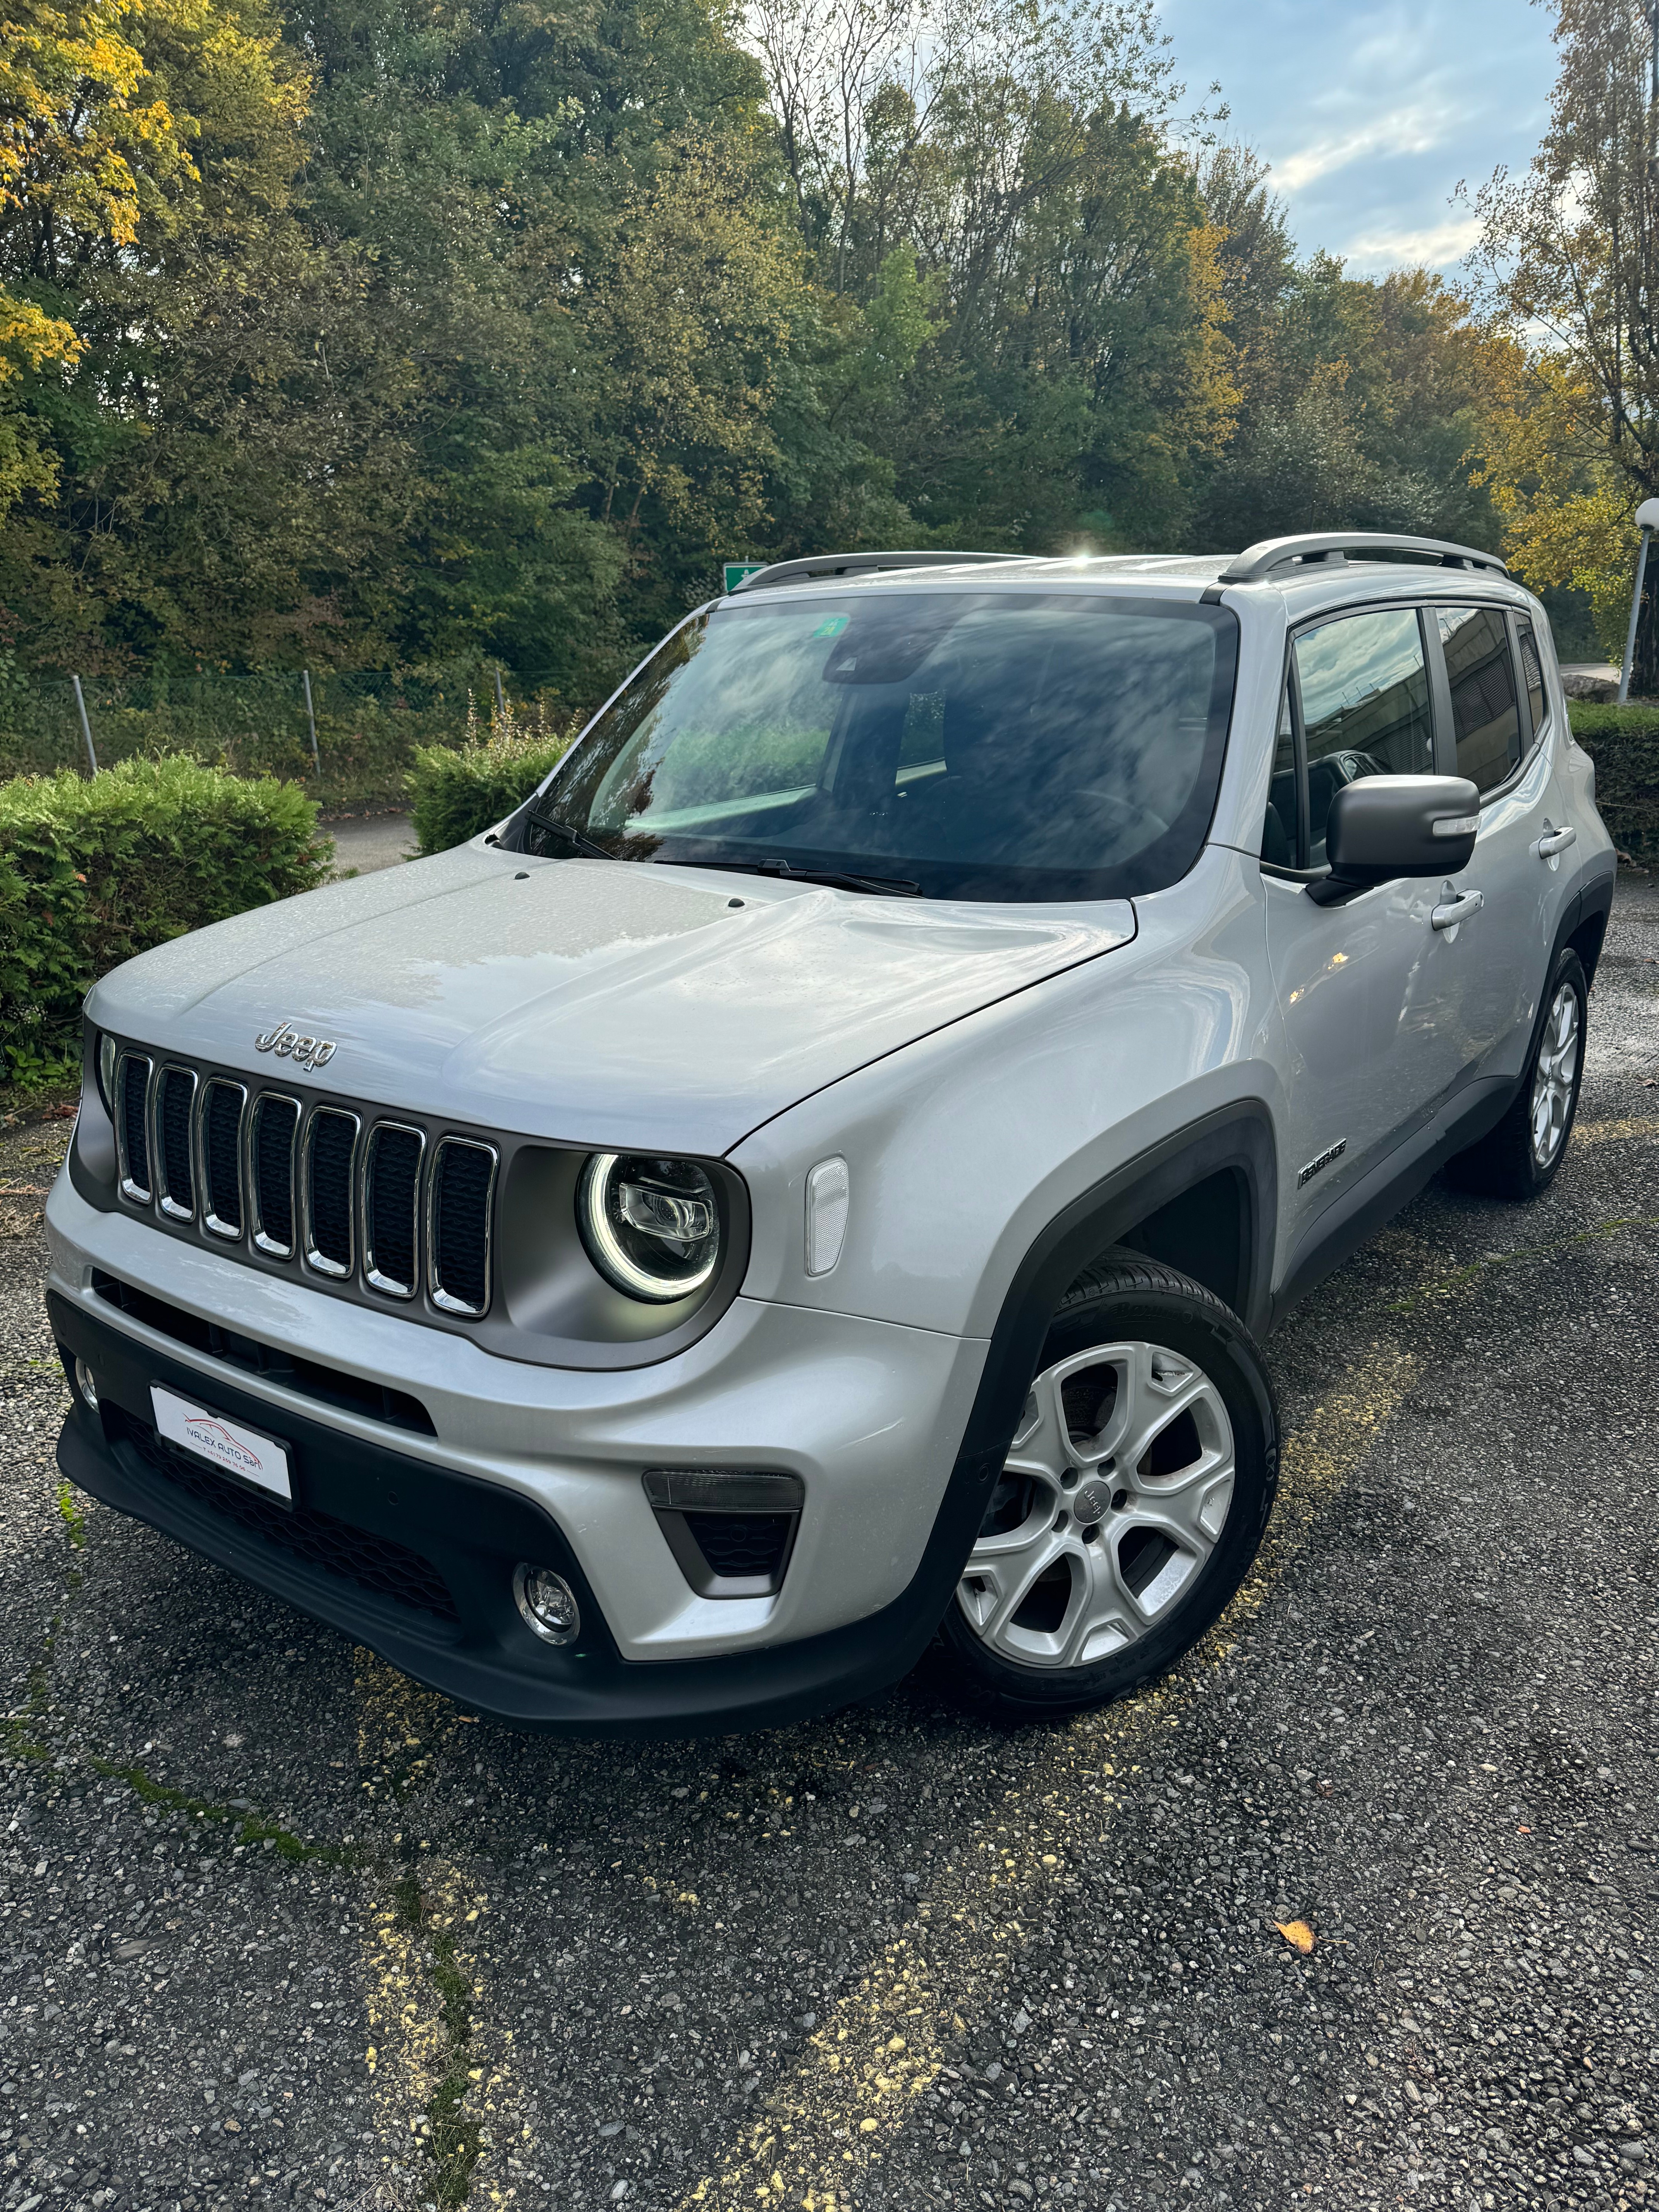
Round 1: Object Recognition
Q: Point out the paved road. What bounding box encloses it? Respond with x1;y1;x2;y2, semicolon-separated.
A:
324;816;418;879
3;878;1657;2212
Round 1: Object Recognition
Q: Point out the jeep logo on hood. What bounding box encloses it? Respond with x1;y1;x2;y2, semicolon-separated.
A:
254;1020;337;1072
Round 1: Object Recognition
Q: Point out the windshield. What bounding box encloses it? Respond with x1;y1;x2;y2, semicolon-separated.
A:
514;591;1239;902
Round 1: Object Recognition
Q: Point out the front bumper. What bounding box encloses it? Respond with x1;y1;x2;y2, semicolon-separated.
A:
45;1173;996;1734
52;1291;981;1735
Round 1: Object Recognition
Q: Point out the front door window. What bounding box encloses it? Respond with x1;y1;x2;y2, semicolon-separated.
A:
1293;608;1435;866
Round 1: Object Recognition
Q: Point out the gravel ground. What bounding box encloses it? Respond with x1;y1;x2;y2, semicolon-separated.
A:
2;876;1657;2212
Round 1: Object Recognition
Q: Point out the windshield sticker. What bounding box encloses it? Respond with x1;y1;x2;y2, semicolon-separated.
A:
811;616;850;639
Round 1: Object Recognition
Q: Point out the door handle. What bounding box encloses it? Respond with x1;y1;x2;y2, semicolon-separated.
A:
1536;823;1576;859
1431;888;1485;933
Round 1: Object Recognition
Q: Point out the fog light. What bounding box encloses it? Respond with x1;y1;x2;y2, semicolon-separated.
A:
512;1563;580;1646
73;1358;100;1412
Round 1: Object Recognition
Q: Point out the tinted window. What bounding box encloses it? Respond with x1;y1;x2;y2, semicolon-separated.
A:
1293;609;1434;867
1261;686;1296;866
524;593;1240;903
1515;613;1548;739
1439;606;1522;793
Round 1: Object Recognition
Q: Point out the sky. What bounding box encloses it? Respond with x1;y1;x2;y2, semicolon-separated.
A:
1159;0;1559;276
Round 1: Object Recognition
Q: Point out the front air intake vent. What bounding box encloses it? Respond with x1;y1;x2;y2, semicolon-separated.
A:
117;1053;153;1203
428;1137;497;1317
642;1468;805;1598
155;1066;198;1221
199;1079;246;1238
251;1093;299;1258
363;1122;423;1298
304;1108;359;1278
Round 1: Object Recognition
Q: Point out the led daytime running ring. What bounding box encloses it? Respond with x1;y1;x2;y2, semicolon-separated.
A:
578;1151;720;1303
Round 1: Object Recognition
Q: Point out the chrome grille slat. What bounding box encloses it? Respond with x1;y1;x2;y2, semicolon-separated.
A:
115;1053;153;1203
428;1137;498;1317
198;1079;246;1239
250;1092;300;1258
155;1065;198;1221
362;1122;424;1298
303;1107;360;1278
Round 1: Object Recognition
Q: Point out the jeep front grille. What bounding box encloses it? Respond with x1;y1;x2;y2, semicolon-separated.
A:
429;1137;496;1317
304;1107;359;1278
200;1079;246;1237
117;1053;153;1202
364;1123;422;1298
252;1093;299;1258
110;1056;498;1321
156;1065;197;1220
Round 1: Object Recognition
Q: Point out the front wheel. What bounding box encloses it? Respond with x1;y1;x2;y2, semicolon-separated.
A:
939;1252;1278;1717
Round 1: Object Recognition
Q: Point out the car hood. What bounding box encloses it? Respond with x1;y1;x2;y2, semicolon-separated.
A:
88;844;1136;1155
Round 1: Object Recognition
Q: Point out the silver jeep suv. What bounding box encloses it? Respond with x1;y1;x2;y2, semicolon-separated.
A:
46;533;1614;1733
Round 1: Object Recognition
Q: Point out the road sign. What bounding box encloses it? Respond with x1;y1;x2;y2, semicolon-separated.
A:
723;562;766;592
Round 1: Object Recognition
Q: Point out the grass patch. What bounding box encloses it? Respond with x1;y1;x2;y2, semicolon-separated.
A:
392;1869;486;2206
56;1482;86;1548
88;1755;356;1862
1387;1212;1659;1313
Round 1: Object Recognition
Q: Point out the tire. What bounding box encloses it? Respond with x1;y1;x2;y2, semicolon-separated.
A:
939;1251;1278;1718
1445;947;1587;1200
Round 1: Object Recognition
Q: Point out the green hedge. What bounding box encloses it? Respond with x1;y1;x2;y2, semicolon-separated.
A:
1568;703;1659;865
410;725;576;855
0;757;332;1085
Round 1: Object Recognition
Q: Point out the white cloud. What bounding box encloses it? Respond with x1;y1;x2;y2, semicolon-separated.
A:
1272;101;1461;193
1341;215;1484;270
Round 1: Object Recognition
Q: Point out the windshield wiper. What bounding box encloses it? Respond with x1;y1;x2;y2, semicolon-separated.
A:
672;857;921;897
524;805;615;862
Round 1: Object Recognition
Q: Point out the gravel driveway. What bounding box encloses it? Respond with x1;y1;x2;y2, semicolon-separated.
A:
3;879;1657;2212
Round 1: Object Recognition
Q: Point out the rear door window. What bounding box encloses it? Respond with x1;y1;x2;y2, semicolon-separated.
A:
1515;613;1548;739
1438;606;1522;793
1293;608;1434;867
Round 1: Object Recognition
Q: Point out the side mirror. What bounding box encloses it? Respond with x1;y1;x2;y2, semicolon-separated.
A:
1307;774;1479;905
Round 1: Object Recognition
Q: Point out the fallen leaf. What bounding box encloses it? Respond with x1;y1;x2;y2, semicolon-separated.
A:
1274;1919;1316;1955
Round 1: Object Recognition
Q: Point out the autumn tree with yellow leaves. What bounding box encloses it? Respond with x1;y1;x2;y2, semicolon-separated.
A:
1470;0;1659;684
0;0;304;500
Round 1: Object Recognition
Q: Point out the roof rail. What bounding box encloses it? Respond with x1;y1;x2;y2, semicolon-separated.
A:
1217;532;1509;586
728;550;1030;593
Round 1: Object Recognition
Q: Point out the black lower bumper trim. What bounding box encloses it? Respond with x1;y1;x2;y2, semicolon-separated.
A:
48;1290;984;1737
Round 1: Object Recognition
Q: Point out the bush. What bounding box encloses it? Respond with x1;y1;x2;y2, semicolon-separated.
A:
1568;702;1659;864
411;717;577;855
0;757;332;1084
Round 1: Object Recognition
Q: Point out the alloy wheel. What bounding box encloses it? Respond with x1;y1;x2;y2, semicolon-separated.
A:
957;1338;1236;1670
1530;982;1580;1170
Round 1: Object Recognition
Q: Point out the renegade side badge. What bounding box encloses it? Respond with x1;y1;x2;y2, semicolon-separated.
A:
1297;1138;1348;1188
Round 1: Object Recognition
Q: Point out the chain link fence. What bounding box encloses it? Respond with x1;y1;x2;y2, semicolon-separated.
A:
0;665;551;812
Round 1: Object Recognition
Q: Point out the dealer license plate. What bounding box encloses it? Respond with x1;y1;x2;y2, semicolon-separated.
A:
149;1384;293;1504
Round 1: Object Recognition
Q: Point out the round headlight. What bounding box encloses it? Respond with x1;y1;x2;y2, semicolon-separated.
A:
577;1152;721;1303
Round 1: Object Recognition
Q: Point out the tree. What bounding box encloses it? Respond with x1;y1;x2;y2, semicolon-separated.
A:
1469;0;1659;678
747;0;1235;551
0;0;338;666
0;0;210;516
